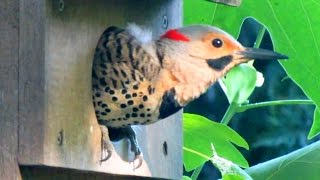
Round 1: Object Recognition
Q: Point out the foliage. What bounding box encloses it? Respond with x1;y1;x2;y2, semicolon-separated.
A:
309;108;320;139
183;0;319;179
183;113;249;171
183;176;193;180
210;143;252;180
221;63;258;105
184;0;319;137
246;141;320;180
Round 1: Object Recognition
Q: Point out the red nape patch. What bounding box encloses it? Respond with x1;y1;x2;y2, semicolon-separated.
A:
160;29;190;42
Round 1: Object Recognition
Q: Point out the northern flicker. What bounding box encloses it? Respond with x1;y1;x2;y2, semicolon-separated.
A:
92;24;288;168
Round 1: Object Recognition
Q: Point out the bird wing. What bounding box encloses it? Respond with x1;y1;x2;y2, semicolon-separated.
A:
92;26;162;90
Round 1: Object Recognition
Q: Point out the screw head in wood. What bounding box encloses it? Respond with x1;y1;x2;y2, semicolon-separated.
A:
162;15;168;29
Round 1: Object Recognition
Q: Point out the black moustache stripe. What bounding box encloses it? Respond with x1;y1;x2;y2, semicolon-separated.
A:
206;55;233;71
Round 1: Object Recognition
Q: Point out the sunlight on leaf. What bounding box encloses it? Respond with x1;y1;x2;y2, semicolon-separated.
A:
183;113;249;171
223;174;246;180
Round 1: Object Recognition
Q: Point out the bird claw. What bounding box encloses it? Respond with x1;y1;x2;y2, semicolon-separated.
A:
99;125;113;163
100;149;112;162
130;154;143;170
100;125;144;169
125;127;144;169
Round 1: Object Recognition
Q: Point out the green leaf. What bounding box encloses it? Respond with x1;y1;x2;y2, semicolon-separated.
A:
210;144;253;180
308;107;320;139
184;0;320;138
246;141;320;180
221;64;257;104
182;176;192;180
183;113;249;171
223;174;246;180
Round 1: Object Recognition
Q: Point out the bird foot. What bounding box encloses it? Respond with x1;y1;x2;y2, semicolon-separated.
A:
125;126;144;169
103;125;144;169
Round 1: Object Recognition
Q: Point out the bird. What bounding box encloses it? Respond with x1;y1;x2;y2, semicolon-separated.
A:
91;24;288;169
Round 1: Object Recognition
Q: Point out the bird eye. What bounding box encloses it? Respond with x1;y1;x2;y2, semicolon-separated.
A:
212;38;223;48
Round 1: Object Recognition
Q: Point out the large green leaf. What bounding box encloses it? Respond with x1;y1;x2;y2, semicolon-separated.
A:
246;141;320;180
223;174;248;180
183;113;249;171
308;107;320;139
184;0;319;136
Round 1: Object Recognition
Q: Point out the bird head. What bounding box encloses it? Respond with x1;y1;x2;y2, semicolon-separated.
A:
158;25;288;105
160;25;288;72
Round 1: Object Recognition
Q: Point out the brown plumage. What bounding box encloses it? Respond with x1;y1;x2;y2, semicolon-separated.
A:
92;26;165;128
91;24;288;168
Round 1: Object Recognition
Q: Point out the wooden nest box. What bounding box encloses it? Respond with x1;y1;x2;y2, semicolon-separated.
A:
0;0;182;179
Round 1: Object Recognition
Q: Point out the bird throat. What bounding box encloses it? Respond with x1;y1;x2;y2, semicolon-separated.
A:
158;54;234;112
160;62;218;106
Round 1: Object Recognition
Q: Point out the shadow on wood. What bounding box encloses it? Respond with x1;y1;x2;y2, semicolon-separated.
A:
0;0;21;179
20;165;159;180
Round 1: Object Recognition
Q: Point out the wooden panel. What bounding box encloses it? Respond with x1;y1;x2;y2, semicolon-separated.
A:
18;0;182;179
0;0;21;179
20;165;157;180
18;0;46;164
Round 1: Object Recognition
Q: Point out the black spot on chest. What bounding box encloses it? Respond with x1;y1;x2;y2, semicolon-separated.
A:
206;55;233;71
158;88;182;119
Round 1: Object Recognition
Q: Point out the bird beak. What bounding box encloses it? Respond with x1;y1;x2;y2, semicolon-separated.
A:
237;48;288;60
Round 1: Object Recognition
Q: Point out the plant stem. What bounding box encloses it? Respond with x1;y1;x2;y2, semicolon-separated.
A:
220;100;314;124
220;26;266;126
237;100;314;113
254;25;266;48
220;103;239;125
191;164;204;180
